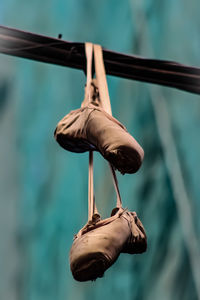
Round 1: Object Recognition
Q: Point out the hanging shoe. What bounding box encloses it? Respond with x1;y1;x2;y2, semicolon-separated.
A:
69;208;147;282
69;208;129;281
54;81;144;174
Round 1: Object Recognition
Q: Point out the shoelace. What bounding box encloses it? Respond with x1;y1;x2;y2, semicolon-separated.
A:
84;42;123;224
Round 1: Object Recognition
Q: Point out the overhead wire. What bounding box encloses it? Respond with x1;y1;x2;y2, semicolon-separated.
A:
0;25;200;95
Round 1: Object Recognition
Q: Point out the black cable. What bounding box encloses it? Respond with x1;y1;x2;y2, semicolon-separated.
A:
0;25;200;95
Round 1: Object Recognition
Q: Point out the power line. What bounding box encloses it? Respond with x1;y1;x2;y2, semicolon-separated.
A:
0;25;200;95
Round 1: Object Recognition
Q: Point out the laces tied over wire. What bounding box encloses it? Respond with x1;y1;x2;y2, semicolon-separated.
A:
84;43;123;222
94;44;122;210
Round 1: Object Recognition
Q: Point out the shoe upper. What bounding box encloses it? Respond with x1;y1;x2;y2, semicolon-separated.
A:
69;208;147;281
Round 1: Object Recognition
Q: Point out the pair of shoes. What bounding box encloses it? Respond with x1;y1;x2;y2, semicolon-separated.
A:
54;82;144;174
69;208;147;282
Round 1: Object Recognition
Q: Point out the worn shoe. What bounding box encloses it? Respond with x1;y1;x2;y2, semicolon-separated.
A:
54;84;144;174
69;208;147;281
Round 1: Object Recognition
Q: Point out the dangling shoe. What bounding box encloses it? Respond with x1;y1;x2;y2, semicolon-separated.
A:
54;81;144;174
69;208;147;282
69;208;129;281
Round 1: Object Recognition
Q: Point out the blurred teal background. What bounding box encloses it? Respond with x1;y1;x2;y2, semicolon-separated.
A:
0;1;200;300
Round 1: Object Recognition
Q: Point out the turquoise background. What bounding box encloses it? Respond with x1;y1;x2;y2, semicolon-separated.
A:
0;1;200;300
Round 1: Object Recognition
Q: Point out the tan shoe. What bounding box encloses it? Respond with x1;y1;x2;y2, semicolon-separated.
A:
69;208;147;281
54;84;144;174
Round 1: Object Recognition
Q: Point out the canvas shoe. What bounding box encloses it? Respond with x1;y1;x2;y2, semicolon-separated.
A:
54;82;144;174
69;208;147;281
